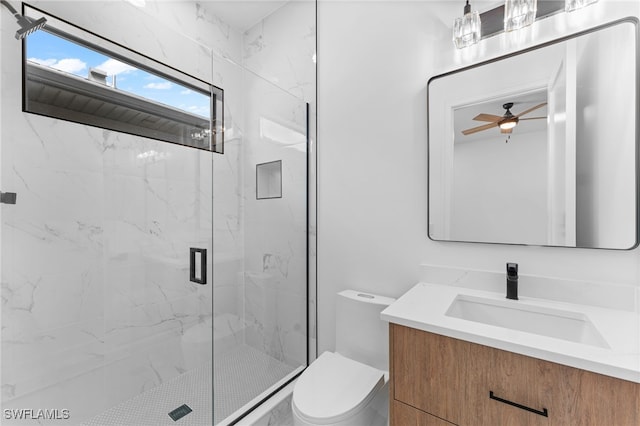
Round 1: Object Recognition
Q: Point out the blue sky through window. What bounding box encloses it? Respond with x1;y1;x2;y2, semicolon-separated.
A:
26;31;211;119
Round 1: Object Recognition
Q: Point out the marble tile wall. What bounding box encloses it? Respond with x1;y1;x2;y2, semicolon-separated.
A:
1;1;215;422
243;1;316;104
241;1;315;368
241;72;308;366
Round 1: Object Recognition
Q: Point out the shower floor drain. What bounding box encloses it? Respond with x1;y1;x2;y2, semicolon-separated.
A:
168;404;192;421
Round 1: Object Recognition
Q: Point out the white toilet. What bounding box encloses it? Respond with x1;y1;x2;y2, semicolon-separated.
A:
292;290;395;426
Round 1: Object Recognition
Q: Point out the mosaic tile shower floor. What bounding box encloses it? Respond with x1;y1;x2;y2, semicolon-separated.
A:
83;344;295;426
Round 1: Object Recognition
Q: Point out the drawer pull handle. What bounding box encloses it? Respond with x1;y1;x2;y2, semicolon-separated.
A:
489;391;549;417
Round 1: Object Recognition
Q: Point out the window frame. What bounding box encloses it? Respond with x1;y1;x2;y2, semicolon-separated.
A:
21;3;224;153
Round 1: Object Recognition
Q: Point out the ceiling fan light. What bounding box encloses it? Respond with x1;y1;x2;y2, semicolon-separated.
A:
499;118;518;130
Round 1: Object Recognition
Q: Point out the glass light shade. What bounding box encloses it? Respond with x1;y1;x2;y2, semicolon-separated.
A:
565;0;598;12
453;10;481;49
504;0;537;32
499;119;518;130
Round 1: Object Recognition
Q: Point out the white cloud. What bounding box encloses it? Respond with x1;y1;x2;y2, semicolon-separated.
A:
96;58;136;76
187;105;209;117
53;59;87;74
181;89;193;95
144;81;173;90
28;57;86;74
28;57;56;67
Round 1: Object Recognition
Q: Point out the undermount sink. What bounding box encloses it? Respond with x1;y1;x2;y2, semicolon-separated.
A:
445;294;610;348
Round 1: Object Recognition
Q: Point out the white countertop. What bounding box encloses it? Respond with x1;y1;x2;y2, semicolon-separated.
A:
381;282;640;383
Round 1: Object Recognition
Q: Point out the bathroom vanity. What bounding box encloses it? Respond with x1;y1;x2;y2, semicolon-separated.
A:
382;283;640;426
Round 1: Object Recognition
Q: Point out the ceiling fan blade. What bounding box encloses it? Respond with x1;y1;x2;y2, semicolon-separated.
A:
516;102;547;118
462;122;499;135
473;113;503;122
519;116;547;120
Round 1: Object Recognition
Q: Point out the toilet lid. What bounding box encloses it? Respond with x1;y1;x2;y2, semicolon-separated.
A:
292;351;385;425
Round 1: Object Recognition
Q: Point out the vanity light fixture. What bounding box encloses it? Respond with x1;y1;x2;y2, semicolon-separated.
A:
565;0;598;12
504;0;537;31
453;0;481;49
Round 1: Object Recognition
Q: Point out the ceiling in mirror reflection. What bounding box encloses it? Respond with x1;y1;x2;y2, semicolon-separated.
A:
454;92;548;143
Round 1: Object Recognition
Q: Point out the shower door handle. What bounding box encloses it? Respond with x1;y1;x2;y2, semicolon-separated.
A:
189;248;207;285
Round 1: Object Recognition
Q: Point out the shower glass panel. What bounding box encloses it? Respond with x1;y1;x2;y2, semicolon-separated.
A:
211;61;308;424
1;4;215;425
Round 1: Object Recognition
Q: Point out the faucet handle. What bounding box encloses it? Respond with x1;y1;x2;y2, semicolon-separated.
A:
506;262;518;278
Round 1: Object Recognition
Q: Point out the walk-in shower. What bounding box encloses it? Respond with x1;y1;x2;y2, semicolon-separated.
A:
0;1;316;425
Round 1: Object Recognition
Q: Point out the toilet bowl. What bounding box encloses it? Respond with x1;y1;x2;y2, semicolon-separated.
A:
292;290;395;426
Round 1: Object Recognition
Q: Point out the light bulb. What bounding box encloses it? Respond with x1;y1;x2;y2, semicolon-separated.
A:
453;1;481;49
504;0;537;32
499;119;518;130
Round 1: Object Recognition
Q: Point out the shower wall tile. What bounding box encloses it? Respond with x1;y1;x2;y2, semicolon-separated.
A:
242;1;317;365
29;0;216;84
211;52;245;345
243;1;316;104
241;62;308;367
102;329;188;409
101;133;212;411
4;71;211;425
133;0;244;65
1;88;107;404
212;55;245;259
2;317;105;402
1;365;110;425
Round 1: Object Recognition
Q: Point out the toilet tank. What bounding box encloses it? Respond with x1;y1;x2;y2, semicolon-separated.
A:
335;290;396;372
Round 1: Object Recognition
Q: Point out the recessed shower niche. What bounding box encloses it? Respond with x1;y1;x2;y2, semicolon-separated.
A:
257;160;283;199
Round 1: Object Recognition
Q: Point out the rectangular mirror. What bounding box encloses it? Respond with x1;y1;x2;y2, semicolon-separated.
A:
428;19;638;249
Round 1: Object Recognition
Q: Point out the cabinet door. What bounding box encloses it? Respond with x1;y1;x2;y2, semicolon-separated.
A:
392;324;486;424
566;368;640;425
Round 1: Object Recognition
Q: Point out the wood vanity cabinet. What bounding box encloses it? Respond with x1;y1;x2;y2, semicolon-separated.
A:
389;324;640;426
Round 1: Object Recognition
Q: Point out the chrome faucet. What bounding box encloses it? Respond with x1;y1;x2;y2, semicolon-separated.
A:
506;263;518;300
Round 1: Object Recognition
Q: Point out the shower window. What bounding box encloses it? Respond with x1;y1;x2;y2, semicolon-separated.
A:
22;5;223;153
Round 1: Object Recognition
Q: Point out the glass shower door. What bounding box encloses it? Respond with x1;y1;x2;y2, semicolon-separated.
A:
211;57;308;424
94;139;214;425
1;9;215;423
0;99;215;426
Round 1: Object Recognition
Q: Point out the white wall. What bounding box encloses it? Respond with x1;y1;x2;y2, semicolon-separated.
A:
317;0;640;355
451;131;548;245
